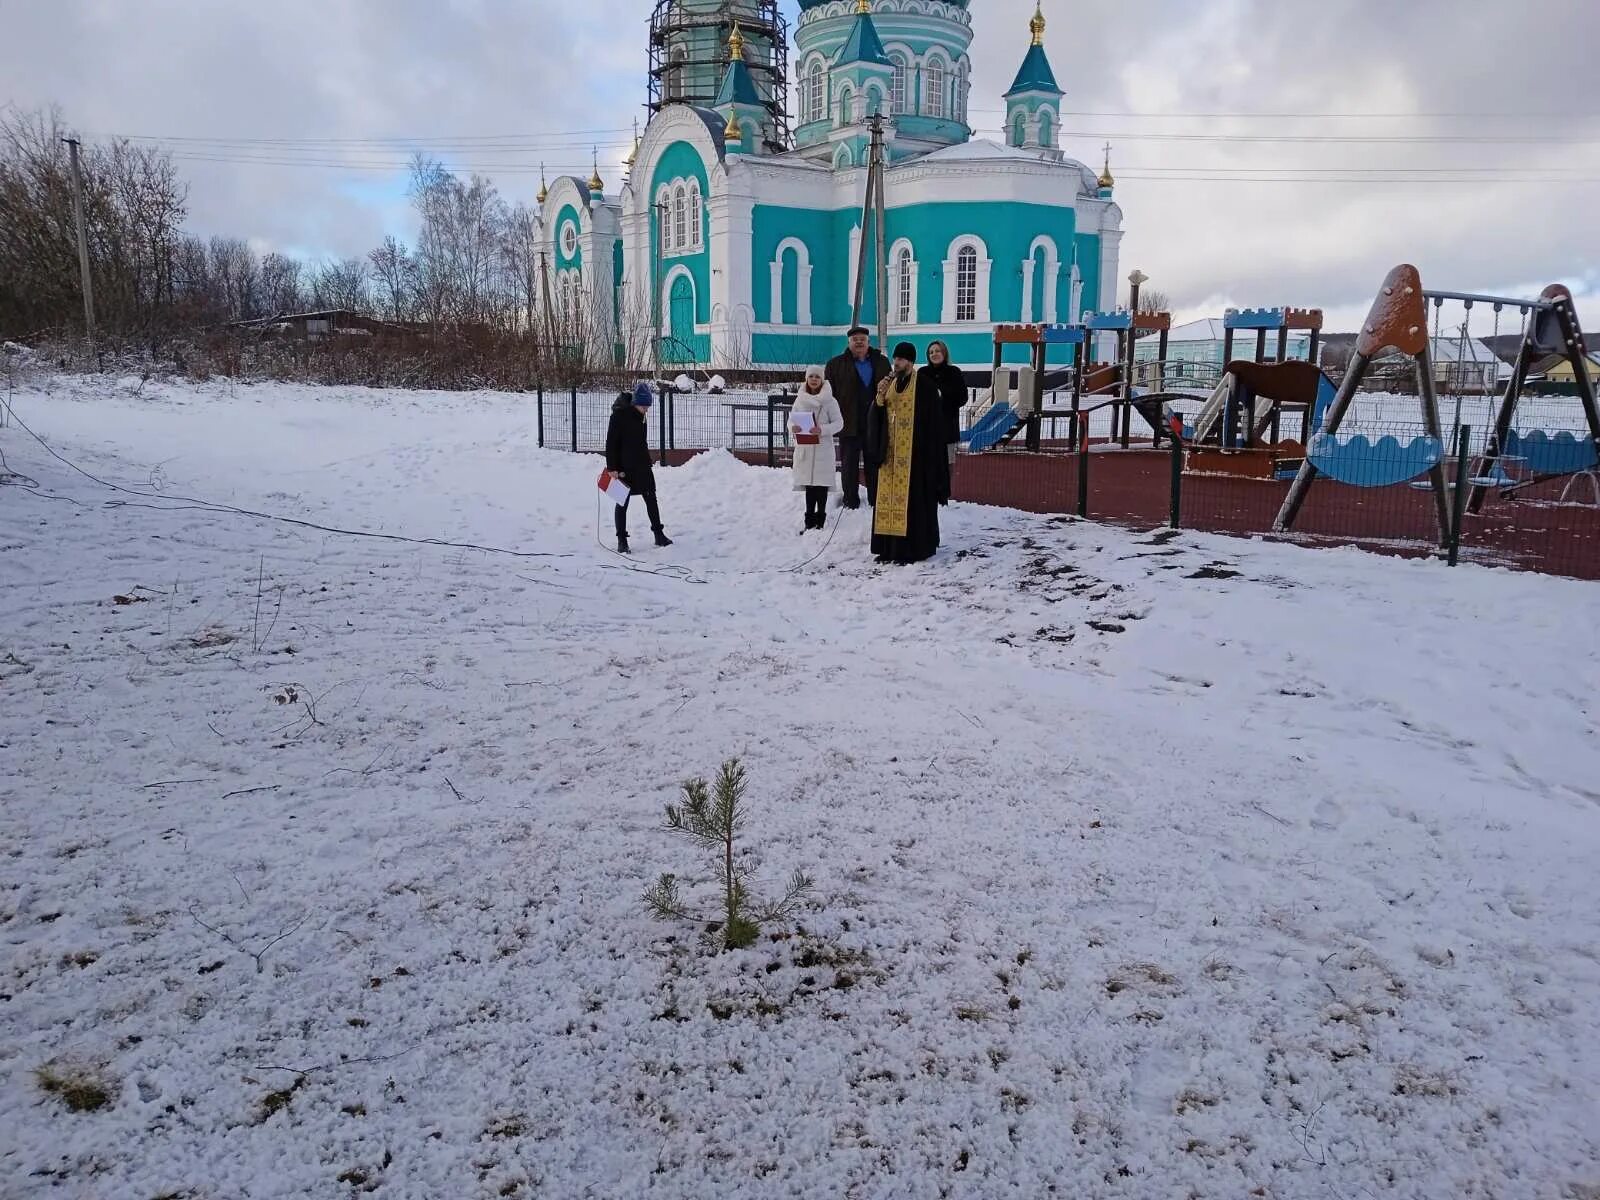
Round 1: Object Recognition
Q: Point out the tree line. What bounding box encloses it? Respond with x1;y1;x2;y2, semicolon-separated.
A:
0;105;564;346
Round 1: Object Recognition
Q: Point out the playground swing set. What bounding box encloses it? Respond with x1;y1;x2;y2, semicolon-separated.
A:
1272;263;1600;547
956;268;1597;550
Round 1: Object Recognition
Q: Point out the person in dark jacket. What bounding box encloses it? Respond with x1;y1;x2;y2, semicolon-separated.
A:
918;339;966;503
605;381;672;553
824;326;891;509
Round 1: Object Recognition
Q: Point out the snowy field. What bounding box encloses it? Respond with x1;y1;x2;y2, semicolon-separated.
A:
3;375;1600;1199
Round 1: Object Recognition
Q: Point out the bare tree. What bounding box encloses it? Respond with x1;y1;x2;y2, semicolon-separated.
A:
309;257;368;312
367;235;415;323
260;252;303;316
1135;289;1171;314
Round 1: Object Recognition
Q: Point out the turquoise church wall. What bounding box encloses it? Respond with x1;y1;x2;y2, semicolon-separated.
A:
649;140;713;331
554;203;583;270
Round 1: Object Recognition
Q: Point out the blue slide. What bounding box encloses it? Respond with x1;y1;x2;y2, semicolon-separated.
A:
964;401;1021;452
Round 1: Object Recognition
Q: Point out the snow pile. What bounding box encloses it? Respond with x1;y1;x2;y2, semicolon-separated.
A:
1;376;1598;1198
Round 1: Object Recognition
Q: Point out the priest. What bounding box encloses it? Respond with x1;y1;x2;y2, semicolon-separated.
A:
868;342;951;565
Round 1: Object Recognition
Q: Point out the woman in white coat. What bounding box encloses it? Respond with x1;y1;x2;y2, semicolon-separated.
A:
790;364;846;532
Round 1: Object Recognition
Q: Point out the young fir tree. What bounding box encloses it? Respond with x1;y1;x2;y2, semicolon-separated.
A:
644;758;813;951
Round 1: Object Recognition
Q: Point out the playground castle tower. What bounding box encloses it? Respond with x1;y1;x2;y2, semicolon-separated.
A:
537;0;1124;370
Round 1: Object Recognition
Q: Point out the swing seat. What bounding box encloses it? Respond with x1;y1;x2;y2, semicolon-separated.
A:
1503;431;1598;477
1309;432;1443;488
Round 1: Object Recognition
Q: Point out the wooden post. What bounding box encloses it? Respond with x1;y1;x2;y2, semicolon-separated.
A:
63;138;96;346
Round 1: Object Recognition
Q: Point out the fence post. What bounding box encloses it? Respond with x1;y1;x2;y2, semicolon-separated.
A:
569;385;578;453
667;390;676;454
1076;422;1090;518
1448;423;1471;567
766;395;776;468
536;385;544;449
657;382;667;467
1169;432;1183;529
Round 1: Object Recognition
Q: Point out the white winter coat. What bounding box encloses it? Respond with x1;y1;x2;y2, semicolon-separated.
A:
789;382;845;490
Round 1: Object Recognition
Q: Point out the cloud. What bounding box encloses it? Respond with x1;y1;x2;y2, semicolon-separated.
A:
4;0;1596;328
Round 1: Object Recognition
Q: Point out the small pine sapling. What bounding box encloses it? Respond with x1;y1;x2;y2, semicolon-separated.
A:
644;758;813;951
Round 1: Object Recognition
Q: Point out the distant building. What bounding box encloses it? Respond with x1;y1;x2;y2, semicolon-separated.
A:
1135;316;1313;370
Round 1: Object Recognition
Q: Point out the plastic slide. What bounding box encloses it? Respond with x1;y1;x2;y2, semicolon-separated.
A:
964;401;1021;452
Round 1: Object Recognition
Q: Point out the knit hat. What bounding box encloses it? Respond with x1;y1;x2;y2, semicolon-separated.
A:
632;381;654;407
804;364;824;380
892;341;917;363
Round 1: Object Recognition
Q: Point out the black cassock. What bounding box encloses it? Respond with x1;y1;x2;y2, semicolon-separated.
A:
866;372;951;564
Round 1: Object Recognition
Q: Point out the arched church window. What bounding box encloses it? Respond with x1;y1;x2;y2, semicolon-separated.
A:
890;53;908;114
688;181;702;249
807;62;825;123
1012;113;1026;147
924;59;945;119
667;45;686;101
1038;112;1053;148
838;85;854;126
672;185;686;250
657;191;672;251
956;246;977;322
896;246;914;324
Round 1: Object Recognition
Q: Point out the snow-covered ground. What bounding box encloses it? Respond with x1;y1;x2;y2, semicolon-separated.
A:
3;375;1599;1199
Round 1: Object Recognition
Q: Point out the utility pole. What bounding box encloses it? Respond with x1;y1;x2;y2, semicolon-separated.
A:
62;137;96;345
651;202;666;384
873;116;887;352
850;113;887;343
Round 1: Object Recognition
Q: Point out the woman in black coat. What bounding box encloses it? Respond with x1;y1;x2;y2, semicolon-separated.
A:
605;382;672;553
918;339;966;504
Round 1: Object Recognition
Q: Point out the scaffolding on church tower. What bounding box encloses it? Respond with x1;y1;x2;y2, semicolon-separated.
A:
647;0;791;152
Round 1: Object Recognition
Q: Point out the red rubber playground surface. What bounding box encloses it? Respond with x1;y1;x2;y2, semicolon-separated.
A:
715;446;1600;581
951;449;1600;581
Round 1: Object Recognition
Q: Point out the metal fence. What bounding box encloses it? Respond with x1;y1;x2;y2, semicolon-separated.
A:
533;387;1600;581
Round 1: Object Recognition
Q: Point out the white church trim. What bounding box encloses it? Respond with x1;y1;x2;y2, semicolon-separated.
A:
768;236;814;326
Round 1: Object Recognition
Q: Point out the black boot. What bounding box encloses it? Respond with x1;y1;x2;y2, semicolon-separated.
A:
617;533;630;554
654;530;672;547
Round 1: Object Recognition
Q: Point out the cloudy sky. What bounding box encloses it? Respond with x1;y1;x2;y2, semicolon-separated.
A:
6;0;1598;331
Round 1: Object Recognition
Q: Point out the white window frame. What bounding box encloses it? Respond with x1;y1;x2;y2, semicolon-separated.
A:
955;247;976;321
560;222;578;259
890;51;909;114
890;238;917;325
688;180;703;249
656;186;672;251
941;234;991;324
672;184;687;250
804;56;826;124
838;84;854;126
923;54;947;119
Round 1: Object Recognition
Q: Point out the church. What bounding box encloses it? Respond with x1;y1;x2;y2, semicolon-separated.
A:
536;0;1124;370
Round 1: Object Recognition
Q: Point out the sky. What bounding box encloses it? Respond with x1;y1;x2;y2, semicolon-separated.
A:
5;0;1599;332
